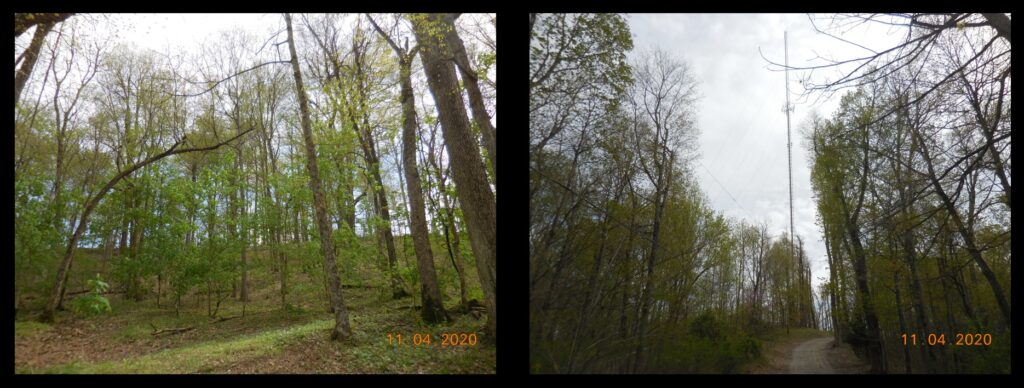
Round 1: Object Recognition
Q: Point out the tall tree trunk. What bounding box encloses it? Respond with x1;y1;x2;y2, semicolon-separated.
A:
634;150;673;372
936;239;966;372
131;187;146;302
836;186;886;373
412;12;497;340
52;129;66;238
239;245;249;304
233;146;249;303
901;227;938;372
442;19;496;181
347;35;408;300
823;226;839;341
399;62;448;323
424;126;469;310
280;227;288;308
913;128;1011;326
101;230;114;274
15;21;55;107
185;165;198;246
120;186;131;256
284;13;352;341
445;209;469;308
437;167;468;309
829;123;887;373
893;266;912;373
368;18;450;322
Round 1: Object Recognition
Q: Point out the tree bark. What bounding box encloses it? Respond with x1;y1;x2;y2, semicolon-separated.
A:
412;13;497;339
423;122;469;309
829;125;886;373
437;163;469;309
284;13;352;341
824;226;841;341
233;145;249;303
634;150;672;372
15;21;55;107
368;15;448;323
981;13;1011;44
530;13;537;40
892;272;912;374
443;17;496;181
15;13;72;38
399;60;448;323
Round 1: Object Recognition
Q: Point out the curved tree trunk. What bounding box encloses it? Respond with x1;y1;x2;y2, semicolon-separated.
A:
40;128;254;323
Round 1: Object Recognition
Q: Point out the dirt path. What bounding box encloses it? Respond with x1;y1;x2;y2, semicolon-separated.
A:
788;337;835;373
787;336;868;374
749;330;868;374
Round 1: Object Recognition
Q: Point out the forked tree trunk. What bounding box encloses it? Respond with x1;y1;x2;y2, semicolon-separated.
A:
368;14;449;324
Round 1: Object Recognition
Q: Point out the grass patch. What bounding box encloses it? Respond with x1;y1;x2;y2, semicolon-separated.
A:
15;321;52;338
24;319;333;374
335;304;494;373
114;311;209;342
16;252;493;374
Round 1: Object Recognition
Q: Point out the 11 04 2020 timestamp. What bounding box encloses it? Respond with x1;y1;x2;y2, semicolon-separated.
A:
900;333;992;346
387;332;478;347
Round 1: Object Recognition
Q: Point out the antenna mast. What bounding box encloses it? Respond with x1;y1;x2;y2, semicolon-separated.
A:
784;30;795;333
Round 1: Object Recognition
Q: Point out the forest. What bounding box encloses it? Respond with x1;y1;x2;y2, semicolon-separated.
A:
15;13;495;374
529;13;1010;374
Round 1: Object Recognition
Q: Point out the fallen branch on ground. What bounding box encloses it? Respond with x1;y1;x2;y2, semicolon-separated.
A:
65;289;125;297
149;323;195;336
340;284;376;289
209;315;238;324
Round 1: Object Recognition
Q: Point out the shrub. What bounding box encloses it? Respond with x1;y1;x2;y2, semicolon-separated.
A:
646;317;762;373
71;274;112;316
737;335;762;360
689;313;722;340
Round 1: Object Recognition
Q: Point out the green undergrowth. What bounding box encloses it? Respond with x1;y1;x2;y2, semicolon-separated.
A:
15;321;52;338
17;280;493;374
20;319;333;373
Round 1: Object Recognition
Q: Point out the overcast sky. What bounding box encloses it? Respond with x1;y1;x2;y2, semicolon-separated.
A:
628;14;907;292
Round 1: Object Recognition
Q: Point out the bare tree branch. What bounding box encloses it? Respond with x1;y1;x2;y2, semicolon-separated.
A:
170;60;291;97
